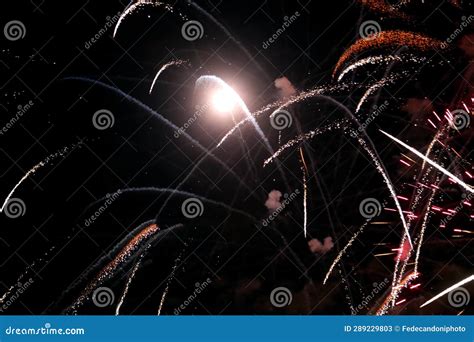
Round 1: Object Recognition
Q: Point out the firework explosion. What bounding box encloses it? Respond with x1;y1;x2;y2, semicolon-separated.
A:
0;0;472;316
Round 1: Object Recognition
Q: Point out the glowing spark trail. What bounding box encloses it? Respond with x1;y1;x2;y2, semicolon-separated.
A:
68;223;162;312
299;147;309;237
149;60;188;94
115;259;143;315
0;143;80;214
380;130;474;193
334;31;445;76
196;75;273;154
420;275;474;308
323;223;367;285
114;1;182;38
65;77;250;193
337;54;426;81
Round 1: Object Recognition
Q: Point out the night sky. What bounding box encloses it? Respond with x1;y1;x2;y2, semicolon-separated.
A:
0;0;473;315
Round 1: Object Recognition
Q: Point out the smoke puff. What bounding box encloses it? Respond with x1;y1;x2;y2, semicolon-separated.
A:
274;77;297;99
265;190;283;212
308;237;334;255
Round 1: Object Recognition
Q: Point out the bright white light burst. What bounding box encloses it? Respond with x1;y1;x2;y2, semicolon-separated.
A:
212;90;236;113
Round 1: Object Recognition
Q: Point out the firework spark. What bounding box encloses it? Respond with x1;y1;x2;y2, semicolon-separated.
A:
380;130;473;194
420;275;474;308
